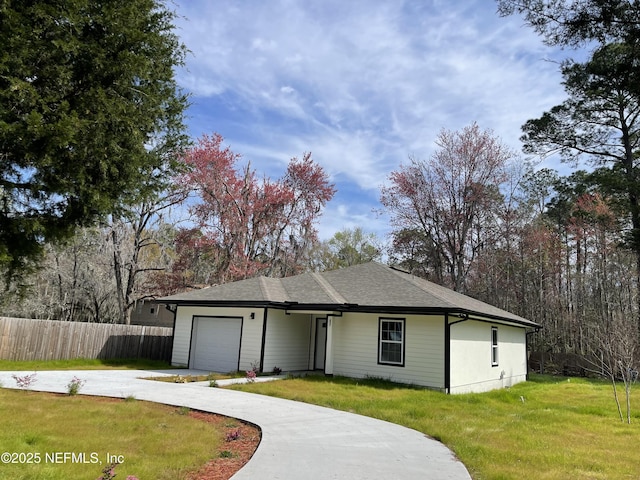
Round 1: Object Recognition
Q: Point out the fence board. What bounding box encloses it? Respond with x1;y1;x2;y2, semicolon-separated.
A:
0;317;173;362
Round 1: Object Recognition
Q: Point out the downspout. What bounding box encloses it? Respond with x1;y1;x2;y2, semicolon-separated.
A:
308;315;314;371
444;313;450;394
164;304;177;365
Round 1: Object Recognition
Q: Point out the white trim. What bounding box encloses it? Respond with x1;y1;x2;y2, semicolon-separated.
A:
378;318;405;366
491;326;499;366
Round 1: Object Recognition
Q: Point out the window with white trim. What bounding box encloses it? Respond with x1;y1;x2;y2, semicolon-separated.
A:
379;318;405;366
491;326;499;366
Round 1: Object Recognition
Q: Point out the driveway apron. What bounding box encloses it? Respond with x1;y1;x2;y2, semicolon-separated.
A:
0;370;471;479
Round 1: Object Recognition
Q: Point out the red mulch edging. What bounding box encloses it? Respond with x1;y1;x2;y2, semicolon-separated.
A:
186;411;261;480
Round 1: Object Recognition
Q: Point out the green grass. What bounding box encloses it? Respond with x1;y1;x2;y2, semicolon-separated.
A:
0;389;222;480
229;374;640;480
0;358;172;371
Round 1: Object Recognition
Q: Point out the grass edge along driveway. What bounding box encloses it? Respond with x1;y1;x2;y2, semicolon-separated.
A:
230;374;639;480
0;360;253;480
0;389;229;480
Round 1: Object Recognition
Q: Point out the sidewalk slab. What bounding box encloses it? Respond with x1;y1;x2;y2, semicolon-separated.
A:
0;369;471;480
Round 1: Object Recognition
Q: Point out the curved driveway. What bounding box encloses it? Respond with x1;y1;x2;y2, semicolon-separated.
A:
0;369;471;479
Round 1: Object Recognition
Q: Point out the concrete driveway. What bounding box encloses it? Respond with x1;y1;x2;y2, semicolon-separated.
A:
0;369;471;479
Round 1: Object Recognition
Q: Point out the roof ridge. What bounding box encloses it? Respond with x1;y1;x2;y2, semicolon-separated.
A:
311;272;348;304
258;276;289;302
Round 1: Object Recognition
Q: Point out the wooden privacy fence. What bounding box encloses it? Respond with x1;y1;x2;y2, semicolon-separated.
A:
0;317;173;362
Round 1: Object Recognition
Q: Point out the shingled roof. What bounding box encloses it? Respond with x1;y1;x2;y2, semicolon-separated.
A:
160;262;538;327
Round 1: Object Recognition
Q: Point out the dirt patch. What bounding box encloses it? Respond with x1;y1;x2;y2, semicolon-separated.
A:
186;410;261;480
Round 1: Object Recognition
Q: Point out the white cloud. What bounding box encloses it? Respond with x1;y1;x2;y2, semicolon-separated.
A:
173;0;576;238
317;202;391;243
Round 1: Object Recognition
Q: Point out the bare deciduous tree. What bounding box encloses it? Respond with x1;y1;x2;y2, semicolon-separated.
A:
381;123;513;292
109;187;187;324
590;314;638;423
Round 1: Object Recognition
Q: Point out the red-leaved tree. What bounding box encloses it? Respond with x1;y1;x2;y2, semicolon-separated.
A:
177;134;335;285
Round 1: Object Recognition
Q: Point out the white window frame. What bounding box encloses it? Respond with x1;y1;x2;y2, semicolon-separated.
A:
378;318;405;367
491;326;499;366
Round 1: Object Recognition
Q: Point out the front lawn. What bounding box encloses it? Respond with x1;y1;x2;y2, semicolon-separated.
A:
230;374;639;479
0;389;249;480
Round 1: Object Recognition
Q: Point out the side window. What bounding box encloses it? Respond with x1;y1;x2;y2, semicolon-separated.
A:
491;326;499;366
379;318;405;366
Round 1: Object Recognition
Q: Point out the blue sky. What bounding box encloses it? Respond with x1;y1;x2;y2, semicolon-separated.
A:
172;0;575;241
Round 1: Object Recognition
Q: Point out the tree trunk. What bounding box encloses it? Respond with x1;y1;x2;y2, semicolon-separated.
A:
611;375;624;422
111;228;127;324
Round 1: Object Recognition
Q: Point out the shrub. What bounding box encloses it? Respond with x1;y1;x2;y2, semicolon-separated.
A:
67;376;86;396
96;462;139;480
177;406;190;415
12;373;37;389
225;429;240;442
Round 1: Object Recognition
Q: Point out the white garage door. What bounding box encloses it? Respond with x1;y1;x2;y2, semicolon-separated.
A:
191;317;242;372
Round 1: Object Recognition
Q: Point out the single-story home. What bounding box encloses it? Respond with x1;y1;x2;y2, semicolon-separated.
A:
160;262;539;394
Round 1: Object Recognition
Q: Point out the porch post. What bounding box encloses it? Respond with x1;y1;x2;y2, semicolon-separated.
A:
324;315;334;375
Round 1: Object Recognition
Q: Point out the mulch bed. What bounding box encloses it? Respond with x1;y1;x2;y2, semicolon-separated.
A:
186;410;261;480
